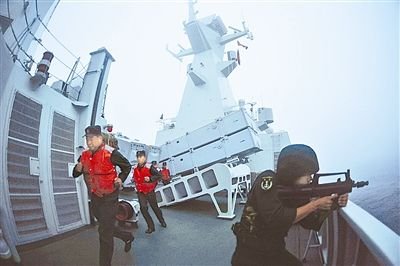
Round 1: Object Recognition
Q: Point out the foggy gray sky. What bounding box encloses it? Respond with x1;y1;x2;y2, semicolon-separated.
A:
37;0;399;181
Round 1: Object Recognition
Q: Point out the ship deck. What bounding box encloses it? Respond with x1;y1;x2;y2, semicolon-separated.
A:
3;191;322;266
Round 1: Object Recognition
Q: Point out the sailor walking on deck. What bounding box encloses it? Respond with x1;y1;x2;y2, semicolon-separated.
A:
231;144;349;266
72;125;134;266
133;150;167;234
160;162;171;185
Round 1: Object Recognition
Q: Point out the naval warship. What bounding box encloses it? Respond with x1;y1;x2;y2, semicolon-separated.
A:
0;0;399;265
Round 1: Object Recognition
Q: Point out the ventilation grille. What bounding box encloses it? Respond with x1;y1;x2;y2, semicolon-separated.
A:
7;92;48;240
51;112;75;152
8;93;41;144
51;112;81;227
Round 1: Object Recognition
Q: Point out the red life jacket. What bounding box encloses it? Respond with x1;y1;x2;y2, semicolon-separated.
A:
81;145;117;196
161;168;171;181
134;164;157;194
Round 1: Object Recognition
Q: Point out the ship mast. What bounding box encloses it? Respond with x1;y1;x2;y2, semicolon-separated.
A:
158;0;253;144
187;0;198;22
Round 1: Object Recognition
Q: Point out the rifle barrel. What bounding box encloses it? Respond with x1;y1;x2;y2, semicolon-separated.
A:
353;181;369;188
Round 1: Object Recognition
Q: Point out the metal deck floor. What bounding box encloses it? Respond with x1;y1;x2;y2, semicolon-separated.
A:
3;192;322;266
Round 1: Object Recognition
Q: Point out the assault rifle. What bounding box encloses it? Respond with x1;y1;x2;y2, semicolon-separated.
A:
277;169;369;203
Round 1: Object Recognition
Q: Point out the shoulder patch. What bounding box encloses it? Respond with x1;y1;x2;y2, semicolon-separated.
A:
261;176;274;191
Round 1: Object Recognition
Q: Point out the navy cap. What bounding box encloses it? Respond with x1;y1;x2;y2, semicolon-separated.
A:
84;125;102;136
136;150;146;157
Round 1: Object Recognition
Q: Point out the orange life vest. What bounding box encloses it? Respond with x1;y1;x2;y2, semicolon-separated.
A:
81;145;117;196
134;164;157;194
161;168;171;181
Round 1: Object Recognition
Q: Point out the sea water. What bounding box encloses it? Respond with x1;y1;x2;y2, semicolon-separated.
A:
350;174;400;235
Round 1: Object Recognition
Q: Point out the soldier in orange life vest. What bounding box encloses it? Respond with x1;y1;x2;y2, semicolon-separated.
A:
133;150;166;234
72;125;134;266
160;161;171;185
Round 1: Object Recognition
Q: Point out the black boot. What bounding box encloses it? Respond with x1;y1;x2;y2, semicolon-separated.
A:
124;235;135;252
145;228;155;234
160;221;167;228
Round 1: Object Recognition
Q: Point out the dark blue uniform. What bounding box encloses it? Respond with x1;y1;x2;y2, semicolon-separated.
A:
231;170;326;266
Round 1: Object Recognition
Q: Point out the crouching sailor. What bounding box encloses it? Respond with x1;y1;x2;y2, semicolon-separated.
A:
73;125;134;266
231;144;348;266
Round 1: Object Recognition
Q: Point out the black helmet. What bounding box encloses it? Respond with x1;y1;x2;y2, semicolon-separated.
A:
276;144;319;185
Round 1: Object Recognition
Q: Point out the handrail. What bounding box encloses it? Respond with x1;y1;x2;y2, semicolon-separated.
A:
339;201;400;265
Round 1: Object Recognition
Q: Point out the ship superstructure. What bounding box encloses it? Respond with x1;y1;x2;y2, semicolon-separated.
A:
0;1;398;265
